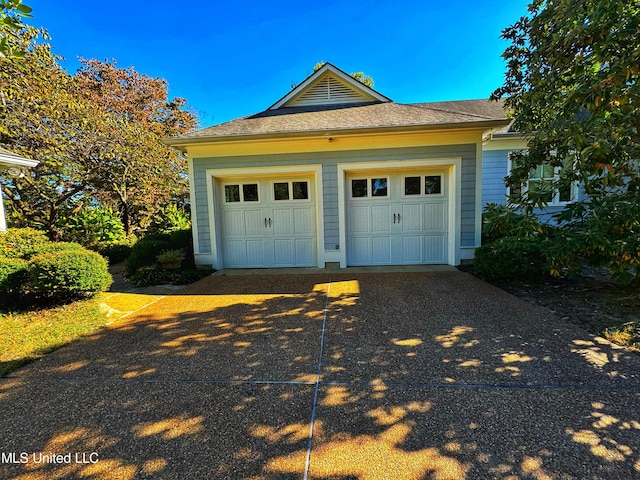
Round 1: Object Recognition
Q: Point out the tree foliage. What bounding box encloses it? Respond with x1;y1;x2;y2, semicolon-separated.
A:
492;0;640;283
0;0;32;58
312;61;375;88
0;29;198;238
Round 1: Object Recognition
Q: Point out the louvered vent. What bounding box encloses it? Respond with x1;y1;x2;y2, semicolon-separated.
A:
287;74;376;107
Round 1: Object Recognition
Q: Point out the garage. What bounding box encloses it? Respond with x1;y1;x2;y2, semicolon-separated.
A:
218;176;317;268
346;170;449;265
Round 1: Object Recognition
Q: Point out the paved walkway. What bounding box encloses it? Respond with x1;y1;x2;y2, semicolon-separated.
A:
1;271;639;479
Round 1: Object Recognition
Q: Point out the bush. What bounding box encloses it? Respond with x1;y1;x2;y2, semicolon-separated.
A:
125;228;193;275
0;256;28;298
125;239;170;274
151;204;191;233
474;236;547;283
25;250;112;299
96;235;137;263
482;203;541;244
63;207;126;247
23;241;85;259
0;228;49;259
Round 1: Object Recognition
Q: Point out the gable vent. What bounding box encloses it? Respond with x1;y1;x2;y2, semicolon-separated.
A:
286;74;377;107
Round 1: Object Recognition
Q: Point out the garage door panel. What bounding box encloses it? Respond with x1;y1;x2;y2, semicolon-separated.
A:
371;236;391;263
402;235;422;263
423;203;445;231
223;240;246;267
244;210;264;236
349;206;370;233
222;211;246;237
272;208;292;235
295;238;315;265
401;204;422;232
424;235;446;262
247;239;265;266
371;205;391;233
273;238;292;265
350;236;371;265
293;208;313;235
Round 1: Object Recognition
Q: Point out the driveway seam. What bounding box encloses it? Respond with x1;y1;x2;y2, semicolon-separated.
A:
303;276;331;480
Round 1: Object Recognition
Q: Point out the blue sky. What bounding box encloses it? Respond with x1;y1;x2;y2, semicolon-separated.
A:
27;0;530;128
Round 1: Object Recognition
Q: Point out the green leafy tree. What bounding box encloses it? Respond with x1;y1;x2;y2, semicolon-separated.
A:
0;0;32;58
492;0;640;283
312;61;375;88
75;59;198;233
0;32;198;238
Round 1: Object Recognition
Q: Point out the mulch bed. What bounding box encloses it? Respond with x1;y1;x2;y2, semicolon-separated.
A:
459;264;639;352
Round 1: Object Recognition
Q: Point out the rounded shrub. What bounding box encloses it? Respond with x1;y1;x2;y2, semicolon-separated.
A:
0;228;49;259
25;249;112;298
474;236;547;283
0;256;28;298
25;241;85;259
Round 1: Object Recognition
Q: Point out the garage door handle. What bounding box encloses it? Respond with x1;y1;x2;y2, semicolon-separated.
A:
393;213;396;224
397;213;401;223
268;217;272;227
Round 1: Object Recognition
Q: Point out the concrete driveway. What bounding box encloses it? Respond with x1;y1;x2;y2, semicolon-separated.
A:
1;270;639;479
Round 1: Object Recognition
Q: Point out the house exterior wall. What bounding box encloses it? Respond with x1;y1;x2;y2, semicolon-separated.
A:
186;131;484;269
482;139;579;223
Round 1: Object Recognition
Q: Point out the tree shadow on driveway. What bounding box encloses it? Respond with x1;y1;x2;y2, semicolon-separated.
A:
0;271;639;479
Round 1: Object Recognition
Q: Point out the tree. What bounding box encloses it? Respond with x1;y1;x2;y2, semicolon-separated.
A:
75;59;198;233
312;61;375;88
0;31;198;238
0;0;32;58
492;0;640;283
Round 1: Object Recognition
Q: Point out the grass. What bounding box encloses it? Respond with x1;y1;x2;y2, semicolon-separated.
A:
0;297;109;376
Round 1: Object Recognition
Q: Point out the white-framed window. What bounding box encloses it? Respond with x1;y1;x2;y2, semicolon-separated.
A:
223;183;260;203
402;174;443;197
507;152;578;206
272;180;310;201
350;177;389;198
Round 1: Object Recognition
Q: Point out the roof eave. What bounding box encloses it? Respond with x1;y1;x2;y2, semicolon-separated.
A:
163;119;511;148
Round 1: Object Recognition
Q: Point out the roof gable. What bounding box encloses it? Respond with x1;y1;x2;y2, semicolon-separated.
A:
269;63;391;110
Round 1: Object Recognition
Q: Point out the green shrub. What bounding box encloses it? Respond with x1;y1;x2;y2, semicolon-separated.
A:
95;235;137;263
151;204;191;233
25;250;112;299
0;228;49;259
125;239;170;274
63;207;126;247
24;241;85;259
124;228;193;275
482;203;541;244
0;256;28;298
474;236;547;283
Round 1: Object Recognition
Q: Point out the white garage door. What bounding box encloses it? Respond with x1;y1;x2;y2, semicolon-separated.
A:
219;177;316;268
347;171;448;265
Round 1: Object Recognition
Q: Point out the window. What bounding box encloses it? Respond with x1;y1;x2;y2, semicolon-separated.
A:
224;183;259;203
404;175;443;196
509;153;576;206
351;177;389;198
273;180;309;201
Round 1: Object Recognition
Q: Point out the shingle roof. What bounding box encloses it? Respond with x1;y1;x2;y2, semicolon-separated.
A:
166;99;512;144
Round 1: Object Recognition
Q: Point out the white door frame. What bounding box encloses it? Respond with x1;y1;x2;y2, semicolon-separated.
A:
205;164;324;270
337;158;461;268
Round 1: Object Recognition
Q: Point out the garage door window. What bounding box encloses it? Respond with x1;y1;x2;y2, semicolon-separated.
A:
224;183;259;203
351;177;388;198
404;175;442;196
273;181;309;201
